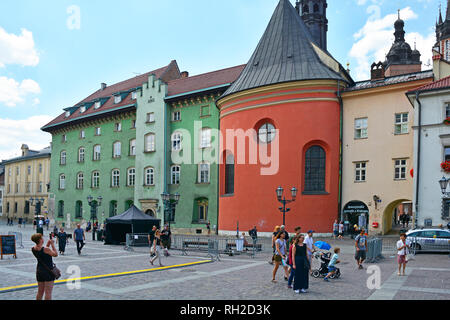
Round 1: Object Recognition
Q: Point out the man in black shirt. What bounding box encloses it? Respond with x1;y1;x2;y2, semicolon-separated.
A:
249;226;258;241
148;226;157;257
160;225;172;256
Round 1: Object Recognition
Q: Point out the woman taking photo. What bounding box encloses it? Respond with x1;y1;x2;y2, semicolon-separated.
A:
292;234;309;293
150;229;164;267
272;231;289;283
31;233;58;300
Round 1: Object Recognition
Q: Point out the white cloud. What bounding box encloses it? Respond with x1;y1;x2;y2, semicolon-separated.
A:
0;27;39;68
349;7;433;80
0;115;52;161
0;76;41;107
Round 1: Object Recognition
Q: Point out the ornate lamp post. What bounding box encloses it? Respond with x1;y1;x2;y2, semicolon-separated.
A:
87;195;103;222
276;186;298;227
29;197;45;233
160;192;180;229
439;177;450;196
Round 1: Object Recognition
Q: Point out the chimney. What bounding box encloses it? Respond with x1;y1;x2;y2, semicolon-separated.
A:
21;144;29;157
101;83;107;90
180;71;189;78
370;62;385;81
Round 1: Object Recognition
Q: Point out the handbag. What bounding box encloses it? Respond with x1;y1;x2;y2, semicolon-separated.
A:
34;248;61;280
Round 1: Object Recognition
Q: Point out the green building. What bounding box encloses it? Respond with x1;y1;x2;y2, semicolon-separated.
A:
42;60;244;234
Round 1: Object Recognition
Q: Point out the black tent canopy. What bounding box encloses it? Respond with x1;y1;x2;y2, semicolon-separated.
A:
104;205;160;245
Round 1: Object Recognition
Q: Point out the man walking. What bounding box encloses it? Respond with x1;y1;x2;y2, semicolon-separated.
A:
74;224;85;256
249;226;258;242
160;224;172;257
92;220;98;241
148;226;157;257
354;229;367;269
304;230;316;273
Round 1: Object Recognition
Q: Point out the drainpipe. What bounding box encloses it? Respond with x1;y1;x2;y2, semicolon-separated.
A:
337;80;344;222
216;106;220;236
414;91;422;229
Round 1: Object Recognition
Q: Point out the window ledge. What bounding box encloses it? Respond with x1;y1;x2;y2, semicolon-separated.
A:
196;182;211;185
302;191;329;195
221;193;234;198
354;180;366;183
144;151;156;154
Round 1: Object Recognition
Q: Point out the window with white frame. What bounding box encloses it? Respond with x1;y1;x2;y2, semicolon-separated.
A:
131;91;137;100
200;128;212;148
60;151;67;165
172;111;181;121
114;122;122;132
93;145;101;161
355;162;367;182
144;167;154;186
94;101;101;109
62;134;67;142
129;139;136;156
113;141;121;158
146;112;155;123
92;171;100;188
59;174;66;189
77;173;84;189
80;130;85;139
198;163;210;183
127;168;135;186
145;133;155;152
111;169;120;187
80;106;86;113
394;159;407;180
131;120;136;129
355;118;368;139
171;166;180;184
78;147;85;163
95;127;101;136
114;95;121;104
445;146;450;162
395;113;409;134
172;132;182;151
27;165;31;175
258;123;276;143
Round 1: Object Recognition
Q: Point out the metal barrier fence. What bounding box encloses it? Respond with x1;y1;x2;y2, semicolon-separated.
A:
382;236;450;255
124;233;150;251
366;237;383;263
8;231;24;249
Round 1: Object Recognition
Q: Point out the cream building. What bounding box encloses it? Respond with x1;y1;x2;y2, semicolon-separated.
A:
2;145;52;222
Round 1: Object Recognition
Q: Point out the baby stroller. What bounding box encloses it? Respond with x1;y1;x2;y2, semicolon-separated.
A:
311;251;341;279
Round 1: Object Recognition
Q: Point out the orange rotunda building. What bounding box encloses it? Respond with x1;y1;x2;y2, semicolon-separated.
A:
216;0;353;235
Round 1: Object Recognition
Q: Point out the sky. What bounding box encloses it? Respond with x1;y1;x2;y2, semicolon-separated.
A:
0;0;442;160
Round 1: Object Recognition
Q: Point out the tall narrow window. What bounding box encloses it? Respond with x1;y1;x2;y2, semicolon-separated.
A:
113;141;121;158
225;154;235;194
59;174;66;190
144;167;155;186
172;111;181;122
75;201;82;218
394;159;407;180
112;169;120;187
39;163;42;173
304;146;326;193
114;122;122;131
129;139;136;156
171;166;180;185
127;168;135;187
172;132;182;151
60;151;66;165
354;118;368;139
198;162;210;183
77;172;84;189
80;130;85;138
92;171;100;188
93;145;101;161
146;112;155;123
145;133;155;152
200;128;212;148
109;201;118;217
355;162;367;182
58;201;64;218
78;147;85;163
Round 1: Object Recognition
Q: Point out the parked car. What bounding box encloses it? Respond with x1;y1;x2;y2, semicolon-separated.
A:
406;228;450;253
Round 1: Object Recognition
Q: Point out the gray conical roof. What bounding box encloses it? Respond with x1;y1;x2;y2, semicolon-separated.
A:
221;0;346;100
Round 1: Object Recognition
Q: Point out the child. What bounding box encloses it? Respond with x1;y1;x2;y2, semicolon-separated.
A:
324;247;340;282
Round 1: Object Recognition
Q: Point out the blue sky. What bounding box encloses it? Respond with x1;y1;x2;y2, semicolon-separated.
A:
0;0;442;159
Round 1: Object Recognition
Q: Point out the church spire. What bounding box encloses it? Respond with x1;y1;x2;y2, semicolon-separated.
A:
296;0;328;51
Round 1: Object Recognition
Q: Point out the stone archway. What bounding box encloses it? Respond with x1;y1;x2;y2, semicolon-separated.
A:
382;199;411;235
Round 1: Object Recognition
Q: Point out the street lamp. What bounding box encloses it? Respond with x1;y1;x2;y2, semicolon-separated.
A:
160;192;180;229
87;195;103;222
276;186;297;226
29;197;45;233
439;176;450;195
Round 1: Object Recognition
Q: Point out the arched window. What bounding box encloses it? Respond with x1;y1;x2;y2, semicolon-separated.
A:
113;141;121;158
313;3;319;13
304;145;326;193
127;168;136;186
144;167;155;186
129;139;136;156
225;153;235;195
75;201;83;218
171;165;180;185
303;5;309;14
112;169;120;187
172;132;182;151
59;174;66;190
258;123;276;144
60;151;66;165
145;133;155;152
76;172;84;189
58;200;64;218
93;145;101;161
78;147;85;163
92;171;100;188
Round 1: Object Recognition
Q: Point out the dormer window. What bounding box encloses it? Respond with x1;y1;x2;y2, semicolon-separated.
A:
80;106;86;113
65;111;70;118
114;95;121;104
94;101;101;109
131;91;137;100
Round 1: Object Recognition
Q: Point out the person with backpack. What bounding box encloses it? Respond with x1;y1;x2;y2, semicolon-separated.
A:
354;229;367;270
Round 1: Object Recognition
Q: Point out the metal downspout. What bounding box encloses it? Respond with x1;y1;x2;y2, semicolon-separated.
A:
415;91;422;229
337;80;344;221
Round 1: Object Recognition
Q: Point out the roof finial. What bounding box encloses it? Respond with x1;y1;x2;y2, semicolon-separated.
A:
398;9;400;19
